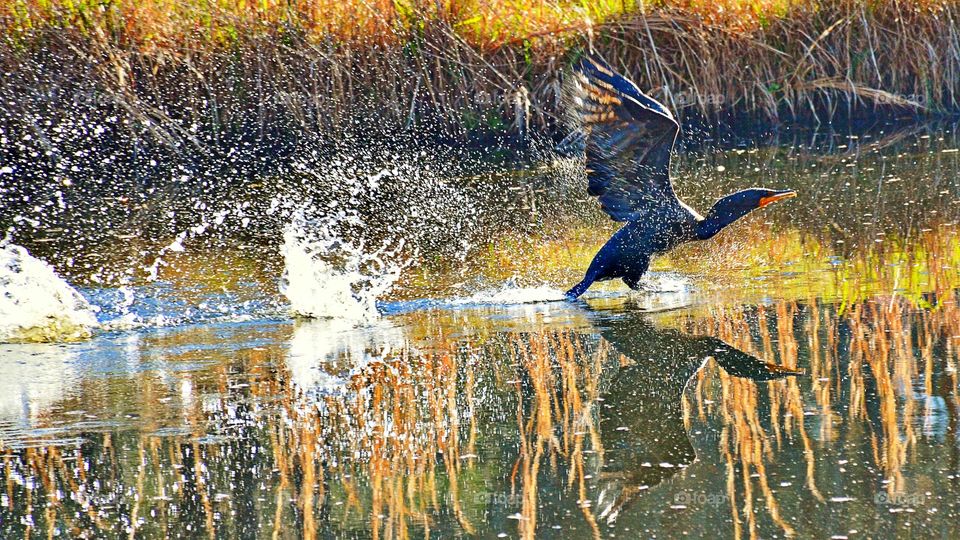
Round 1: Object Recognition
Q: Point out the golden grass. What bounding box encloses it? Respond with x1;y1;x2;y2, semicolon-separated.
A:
2;0;959;149
6;0;936;49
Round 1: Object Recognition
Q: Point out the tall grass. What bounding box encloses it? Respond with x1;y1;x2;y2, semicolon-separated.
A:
1;0;959;172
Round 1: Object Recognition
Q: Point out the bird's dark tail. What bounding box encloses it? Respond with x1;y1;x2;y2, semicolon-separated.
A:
565;277;594;300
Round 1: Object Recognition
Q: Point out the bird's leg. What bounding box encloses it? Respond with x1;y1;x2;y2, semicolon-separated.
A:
621;256;649;292
567;236;619;299
567;262;607;299
565;275;595;300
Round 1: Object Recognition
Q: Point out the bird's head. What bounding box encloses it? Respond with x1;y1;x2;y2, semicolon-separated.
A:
719;188;797;213
696;188;796;240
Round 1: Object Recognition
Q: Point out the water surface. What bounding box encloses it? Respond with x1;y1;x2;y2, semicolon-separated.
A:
1;123;959;538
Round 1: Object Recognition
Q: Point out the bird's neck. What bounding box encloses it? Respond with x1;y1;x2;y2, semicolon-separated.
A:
695;195;752;240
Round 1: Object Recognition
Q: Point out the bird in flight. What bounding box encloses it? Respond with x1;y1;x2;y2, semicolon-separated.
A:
563;57;796;299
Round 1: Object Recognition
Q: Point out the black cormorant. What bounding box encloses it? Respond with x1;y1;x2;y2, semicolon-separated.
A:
563;57;796;299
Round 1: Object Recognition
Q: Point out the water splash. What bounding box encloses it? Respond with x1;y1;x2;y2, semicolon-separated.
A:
638;272;694;292
456;283;568;305
280;213;412;321
631;272;696;311
0;242;99;342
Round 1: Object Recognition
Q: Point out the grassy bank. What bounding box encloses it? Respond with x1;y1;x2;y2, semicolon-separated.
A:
1;0;959;184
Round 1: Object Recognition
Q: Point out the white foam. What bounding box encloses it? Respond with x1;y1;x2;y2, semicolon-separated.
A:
639;272;694;293
453;284;568;306
0;242;99;342
446;274;691;308
280;213;410;322
630;272;696;311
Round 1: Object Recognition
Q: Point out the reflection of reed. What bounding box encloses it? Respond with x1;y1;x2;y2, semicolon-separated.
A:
2;319;618;538
3;278;959;537
278;326;614;539
680;290;959;538
509;330;607;540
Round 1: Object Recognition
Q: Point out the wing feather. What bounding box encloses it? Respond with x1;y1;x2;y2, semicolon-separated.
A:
564;56;682;222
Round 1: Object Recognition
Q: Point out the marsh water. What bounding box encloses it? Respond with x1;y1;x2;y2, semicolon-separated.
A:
2;123;960;538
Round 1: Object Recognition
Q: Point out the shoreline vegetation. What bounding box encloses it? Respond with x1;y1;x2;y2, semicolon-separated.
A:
3;1;960;159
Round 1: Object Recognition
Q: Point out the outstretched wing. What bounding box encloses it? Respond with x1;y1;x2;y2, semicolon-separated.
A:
564;56;682;222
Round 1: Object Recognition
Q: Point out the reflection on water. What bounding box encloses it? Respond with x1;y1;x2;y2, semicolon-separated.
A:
593;312;802;524
1;125;959;537
0;344;80;437
286;318;406;396
3;288;959;537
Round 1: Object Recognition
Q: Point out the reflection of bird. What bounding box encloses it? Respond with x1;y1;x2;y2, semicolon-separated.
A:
589;309;803;523
562;57;796;299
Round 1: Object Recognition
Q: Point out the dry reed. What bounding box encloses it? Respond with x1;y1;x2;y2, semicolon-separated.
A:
1;0;959;173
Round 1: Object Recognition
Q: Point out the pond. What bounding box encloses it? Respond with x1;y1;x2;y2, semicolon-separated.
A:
1;123;959;538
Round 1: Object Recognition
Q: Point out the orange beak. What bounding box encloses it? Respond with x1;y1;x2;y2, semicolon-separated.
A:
758;190;797;208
